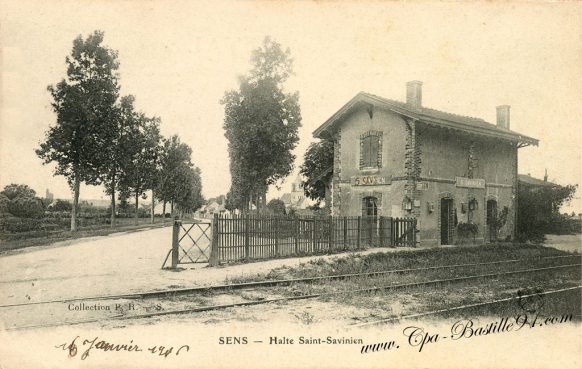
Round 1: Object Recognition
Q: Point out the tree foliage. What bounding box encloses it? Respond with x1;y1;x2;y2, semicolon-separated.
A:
155;135;203;214
222;36;301;211
0;194;10;214
36;30;120;231
517;183;578;242
299;140;334;204
7;197;45;219
1;184;37;200
1;184;44;218
267;198;286;215
116;98;163;222
173;166;205;214
50;199;73;212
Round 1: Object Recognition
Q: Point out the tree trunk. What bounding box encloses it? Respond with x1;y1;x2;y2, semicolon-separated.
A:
135;192;139;226
163;201;167;223
71;175;80;232
261;188;267;212
171;201;174;215
150;189;155;224
110;184;116;228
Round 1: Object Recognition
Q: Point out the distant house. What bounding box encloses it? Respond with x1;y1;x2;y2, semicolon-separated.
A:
199;201;231;218
280;175;314;211
518;172;559;221
518;172;558;190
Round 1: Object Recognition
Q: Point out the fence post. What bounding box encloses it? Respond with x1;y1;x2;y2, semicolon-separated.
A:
413;218;418;247
313;217;317;252
357;216;361;249
275;216;280;257
328;216;334;252
343;216;348;249
244;214;250;261
209;214;219;266
171;219;181;268
294;217;299;255
379;216;384;246
391;217;395;247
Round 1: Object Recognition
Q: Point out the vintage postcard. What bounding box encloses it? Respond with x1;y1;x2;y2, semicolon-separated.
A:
0;1;581;368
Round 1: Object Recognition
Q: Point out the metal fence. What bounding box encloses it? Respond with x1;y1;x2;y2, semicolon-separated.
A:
206;214;417;265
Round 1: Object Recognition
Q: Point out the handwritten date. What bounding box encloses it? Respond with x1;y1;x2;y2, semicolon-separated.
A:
55;336;190;360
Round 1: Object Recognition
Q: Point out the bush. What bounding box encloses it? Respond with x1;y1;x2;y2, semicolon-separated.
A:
49;199;72;212
457;222;478;236
2;217;42;232
8;197;45;218
0;194;9;214
267;199;286;215
1;184;36;200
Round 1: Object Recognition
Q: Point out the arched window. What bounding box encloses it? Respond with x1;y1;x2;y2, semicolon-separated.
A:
362;196;378;216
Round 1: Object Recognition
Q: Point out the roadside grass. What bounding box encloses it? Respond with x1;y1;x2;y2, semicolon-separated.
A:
217;244;580;324
0;220;172;253
318;267;581;323
224;243;578;284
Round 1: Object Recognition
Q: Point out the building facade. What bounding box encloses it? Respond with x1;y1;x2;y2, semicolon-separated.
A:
313;81;538;246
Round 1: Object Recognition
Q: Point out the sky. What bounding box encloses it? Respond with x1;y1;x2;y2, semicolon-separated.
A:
1;0;581;213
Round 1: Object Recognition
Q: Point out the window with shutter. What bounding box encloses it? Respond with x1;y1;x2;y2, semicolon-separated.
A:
359;131;382;169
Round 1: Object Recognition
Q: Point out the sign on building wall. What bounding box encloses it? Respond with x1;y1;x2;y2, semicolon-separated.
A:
455;177;485;189
416;182;429;190
351;175;392;186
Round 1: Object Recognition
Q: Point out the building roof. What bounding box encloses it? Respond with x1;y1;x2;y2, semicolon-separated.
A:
313;92;539;146
518;174;558;187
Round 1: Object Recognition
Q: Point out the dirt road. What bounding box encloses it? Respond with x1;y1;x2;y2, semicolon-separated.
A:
0;226;422;308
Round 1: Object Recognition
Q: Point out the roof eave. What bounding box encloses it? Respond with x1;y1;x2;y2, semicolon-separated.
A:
416;116;539;146
313;93;539;146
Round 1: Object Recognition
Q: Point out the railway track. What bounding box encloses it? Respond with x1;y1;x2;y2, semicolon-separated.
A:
0;254;578;309
348;285;582;328
2;254;580;331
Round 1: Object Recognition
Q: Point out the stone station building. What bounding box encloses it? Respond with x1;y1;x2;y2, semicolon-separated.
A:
313;81;539;246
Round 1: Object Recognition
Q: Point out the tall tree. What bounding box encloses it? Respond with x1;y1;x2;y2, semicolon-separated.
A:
118;111;162;225
299;140;334;205
36;31;120;231
102;95;136;227
173;166;204;216
155;135;193;217
222;36;301;212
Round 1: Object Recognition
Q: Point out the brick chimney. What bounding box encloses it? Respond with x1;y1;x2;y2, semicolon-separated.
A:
496;105;510;129
406;81;423;108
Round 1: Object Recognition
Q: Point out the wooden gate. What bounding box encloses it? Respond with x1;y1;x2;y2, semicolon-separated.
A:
162;219;212;269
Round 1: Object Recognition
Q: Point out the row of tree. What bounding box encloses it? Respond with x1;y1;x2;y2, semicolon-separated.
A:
36;31;203;231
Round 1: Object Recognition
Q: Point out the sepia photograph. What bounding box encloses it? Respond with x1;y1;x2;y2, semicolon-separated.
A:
0;1;581;368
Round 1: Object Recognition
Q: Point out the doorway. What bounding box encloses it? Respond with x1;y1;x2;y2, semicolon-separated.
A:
362;196;378;246
486;199;498;242
440;198;454;245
